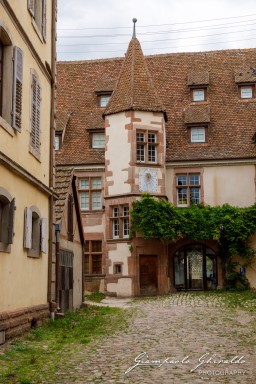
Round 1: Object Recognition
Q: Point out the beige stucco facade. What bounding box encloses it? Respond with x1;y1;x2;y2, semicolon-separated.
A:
0;0;56;343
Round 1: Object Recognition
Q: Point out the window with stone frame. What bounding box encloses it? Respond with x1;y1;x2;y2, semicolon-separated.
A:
136;131;158;163
176;174;201;207
79;177;102;211
0;188;15;253
110;205;130;239
84;240;102;274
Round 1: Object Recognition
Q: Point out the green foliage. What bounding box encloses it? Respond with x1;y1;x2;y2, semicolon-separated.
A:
131;194;256;288
85;292;105;302
0;306;127;384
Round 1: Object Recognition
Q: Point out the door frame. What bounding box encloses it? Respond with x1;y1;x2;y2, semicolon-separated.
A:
173;244;218;291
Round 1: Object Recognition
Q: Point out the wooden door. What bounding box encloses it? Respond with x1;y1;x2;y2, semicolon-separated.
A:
139;255;158;296
59;250;73;312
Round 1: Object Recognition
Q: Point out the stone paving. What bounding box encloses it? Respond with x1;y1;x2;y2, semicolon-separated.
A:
56;293;255;384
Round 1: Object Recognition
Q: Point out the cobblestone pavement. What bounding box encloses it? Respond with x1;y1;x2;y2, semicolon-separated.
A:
56;294;255;384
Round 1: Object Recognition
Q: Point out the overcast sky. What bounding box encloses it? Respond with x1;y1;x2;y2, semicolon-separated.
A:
57;0;256;61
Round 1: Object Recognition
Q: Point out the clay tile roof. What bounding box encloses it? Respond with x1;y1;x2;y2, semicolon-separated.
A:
104;37;166;117
185;105;210;124
95;77;117;93
56;112;71;132
234;68;256;83
55;167;74;223
187;71;209;86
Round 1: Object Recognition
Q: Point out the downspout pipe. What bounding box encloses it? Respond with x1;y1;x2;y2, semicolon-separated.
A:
48;0;57;308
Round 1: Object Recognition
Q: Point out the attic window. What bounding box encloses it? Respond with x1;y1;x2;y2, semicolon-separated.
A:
191;88;207;102
92;133;105;148
239;85;255;99
99;95;111;108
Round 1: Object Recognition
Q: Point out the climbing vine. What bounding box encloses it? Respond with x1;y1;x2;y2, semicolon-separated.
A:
130;194;256;290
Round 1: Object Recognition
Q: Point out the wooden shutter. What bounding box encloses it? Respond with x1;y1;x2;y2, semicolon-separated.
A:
40;218;47;254
27;0;35;16
67;195;74;242
12;47;23;131
42;0;47;41
31;74;41;153
8;198;15;244
24;207;32;249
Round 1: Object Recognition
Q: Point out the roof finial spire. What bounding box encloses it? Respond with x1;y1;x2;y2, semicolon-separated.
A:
132;18;137;38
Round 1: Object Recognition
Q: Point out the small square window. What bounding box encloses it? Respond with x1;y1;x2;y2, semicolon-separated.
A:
240;86;253;99
191;127;206;143
99;95;110;107
92;133;105;148
192;89;205;102
114;264;122;274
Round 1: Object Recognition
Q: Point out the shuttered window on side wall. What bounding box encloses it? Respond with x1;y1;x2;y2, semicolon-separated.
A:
30;72;41;156
12;47;23;131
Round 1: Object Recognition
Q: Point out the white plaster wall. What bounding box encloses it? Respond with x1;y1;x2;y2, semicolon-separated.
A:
108;242;130;275
166;164;255;207
203;165;255;207
105;113;131;196
107;279;132;297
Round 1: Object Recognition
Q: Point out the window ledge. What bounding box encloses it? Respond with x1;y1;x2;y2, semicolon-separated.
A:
29;145;41;162
0;117;14;137
0;242;11;253
136;162;161;167
238;98;256;103
190;101;209;105
106;238;131;243
27;249;40;258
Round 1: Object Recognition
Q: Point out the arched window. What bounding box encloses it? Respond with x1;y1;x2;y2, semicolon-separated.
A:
174;244;217;291
0;187;15;252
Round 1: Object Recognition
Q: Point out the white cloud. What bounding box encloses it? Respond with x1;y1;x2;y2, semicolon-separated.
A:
57;0;256;61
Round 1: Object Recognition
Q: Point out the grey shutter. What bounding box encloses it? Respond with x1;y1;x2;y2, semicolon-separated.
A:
31;74;41;153
42;0;47;41
8;198;15;244
27;0;35;16
40;218;47;254
24;207;32;249
12;47;23;131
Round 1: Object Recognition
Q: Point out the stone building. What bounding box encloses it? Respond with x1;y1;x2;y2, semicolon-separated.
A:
0;0;57;343
56;34;256;297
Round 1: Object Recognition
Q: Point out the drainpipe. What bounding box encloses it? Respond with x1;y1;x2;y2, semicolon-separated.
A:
55;223;61;310
47;0;57;308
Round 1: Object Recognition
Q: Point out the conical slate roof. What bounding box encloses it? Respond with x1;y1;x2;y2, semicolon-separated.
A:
104;37;166;118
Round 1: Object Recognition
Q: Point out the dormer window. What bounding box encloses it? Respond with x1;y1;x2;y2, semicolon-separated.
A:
190;127;206;143
99;95;111;107
191;88;207;102
239;85;254;99
92;132;105;148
